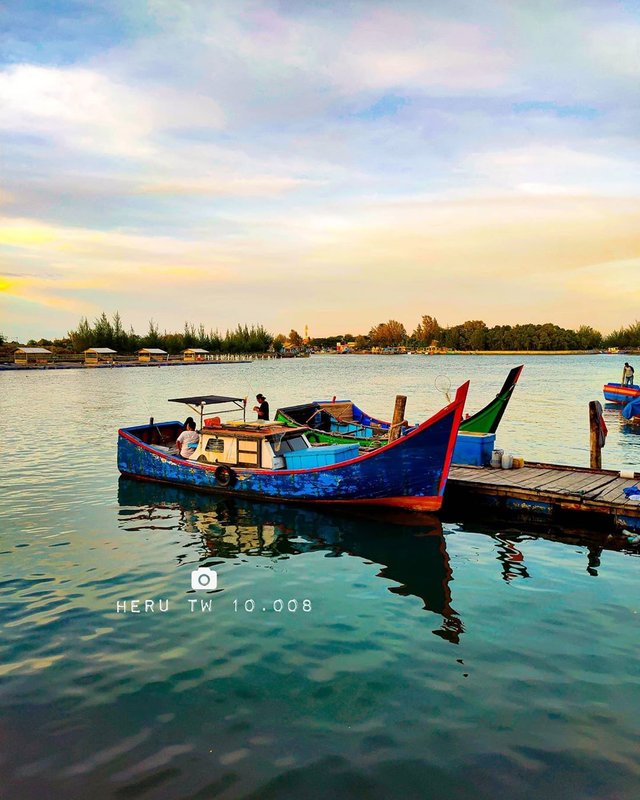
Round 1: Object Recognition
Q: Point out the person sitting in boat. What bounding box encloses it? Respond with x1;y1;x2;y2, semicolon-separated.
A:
253;393;269;421
623;363;635;386
175;417;200;458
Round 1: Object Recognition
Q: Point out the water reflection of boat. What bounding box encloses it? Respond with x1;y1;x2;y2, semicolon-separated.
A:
117;478;464;642
494;533;530;583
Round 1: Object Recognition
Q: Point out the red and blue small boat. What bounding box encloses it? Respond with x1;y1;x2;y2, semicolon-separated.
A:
117;384;469;512
603;383;640;404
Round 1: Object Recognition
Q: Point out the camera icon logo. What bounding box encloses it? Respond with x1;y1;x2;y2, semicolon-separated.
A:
191;567;218;591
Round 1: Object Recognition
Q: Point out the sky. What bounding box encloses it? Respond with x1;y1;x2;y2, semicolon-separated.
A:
1;0;639;341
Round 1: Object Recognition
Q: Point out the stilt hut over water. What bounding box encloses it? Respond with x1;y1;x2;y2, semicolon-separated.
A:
138;348;168;363
84;347;117;365
14;347;53;365
183;348;209;362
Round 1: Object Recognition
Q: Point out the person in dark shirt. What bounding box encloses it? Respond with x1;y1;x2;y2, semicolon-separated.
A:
253;393;269;421
623;363;635;386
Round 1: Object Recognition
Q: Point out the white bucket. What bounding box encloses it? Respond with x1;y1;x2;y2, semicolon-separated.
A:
501;453;514;470
490;449;504;468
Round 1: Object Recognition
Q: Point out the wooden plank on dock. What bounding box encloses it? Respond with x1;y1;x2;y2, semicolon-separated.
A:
587;477;634;504
493;468;552;485
503;469;580;491
590;479;640;506
531;471;618;496
449;467;549;487
576;475;621;498
531;470;587;491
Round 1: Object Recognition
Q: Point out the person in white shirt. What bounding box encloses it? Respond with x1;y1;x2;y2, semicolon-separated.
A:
175;417;199;458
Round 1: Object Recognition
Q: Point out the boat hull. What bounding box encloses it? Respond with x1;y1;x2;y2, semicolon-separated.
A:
603;382;640;404
118;384;468;511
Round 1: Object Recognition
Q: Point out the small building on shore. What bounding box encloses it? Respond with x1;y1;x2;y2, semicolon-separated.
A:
84;347;117;365
138;348;168;362
14;347;53;365
336;341;356;354
183;348;209;362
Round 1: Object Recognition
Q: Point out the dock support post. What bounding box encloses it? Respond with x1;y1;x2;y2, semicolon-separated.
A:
589;400;603;469
389;395;407;442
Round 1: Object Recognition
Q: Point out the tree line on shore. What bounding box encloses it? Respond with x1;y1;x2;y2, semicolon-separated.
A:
2;313;274;355
2;313;639;354
309;317;640;351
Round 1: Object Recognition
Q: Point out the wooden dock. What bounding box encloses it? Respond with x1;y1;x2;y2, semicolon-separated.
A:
445;462;640;533
0;359;254;371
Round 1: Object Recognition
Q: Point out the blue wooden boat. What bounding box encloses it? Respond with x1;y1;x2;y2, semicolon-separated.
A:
117;385;469;512
275;366;522;441
603;382;640;404
622;396;640;420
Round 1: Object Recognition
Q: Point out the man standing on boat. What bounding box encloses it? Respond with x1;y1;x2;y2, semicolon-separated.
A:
623;363;635;386
253;394;269;421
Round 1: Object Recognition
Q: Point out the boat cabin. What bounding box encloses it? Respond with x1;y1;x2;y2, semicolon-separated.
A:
14;347;53;365
165;394;358;470
84;347;117;365
189;421;359;470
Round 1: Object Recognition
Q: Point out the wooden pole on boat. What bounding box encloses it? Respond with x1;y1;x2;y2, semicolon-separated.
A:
389;395;407;443
589;400;602;470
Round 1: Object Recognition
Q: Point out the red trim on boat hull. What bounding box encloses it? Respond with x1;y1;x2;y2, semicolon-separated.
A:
437;382;468;495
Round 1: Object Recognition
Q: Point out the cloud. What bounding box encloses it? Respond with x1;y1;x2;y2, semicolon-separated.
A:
0;63;224;157
0;274;94;313
587;21;640;79
464;145;640;194
136;174;319;197
330;12;513;94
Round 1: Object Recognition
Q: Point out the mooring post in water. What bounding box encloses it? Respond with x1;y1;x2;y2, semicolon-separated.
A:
589;400;606;470
389;395;407;443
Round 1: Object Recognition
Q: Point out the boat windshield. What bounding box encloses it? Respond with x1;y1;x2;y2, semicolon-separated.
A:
276;435;308;453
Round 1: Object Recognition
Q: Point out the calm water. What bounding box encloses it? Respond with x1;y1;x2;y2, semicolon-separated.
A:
1;355;639;799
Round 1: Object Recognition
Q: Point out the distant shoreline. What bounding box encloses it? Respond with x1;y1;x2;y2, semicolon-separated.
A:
445;349;637;356
315;350;638;357
3;350;637;371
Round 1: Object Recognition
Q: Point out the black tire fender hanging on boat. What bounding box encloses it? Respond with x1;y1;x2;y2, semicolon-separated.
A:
214;465;235;487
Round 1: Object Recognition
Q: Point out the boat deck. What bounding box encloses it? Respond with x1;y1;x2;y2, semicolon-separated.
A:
446;462;640;532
